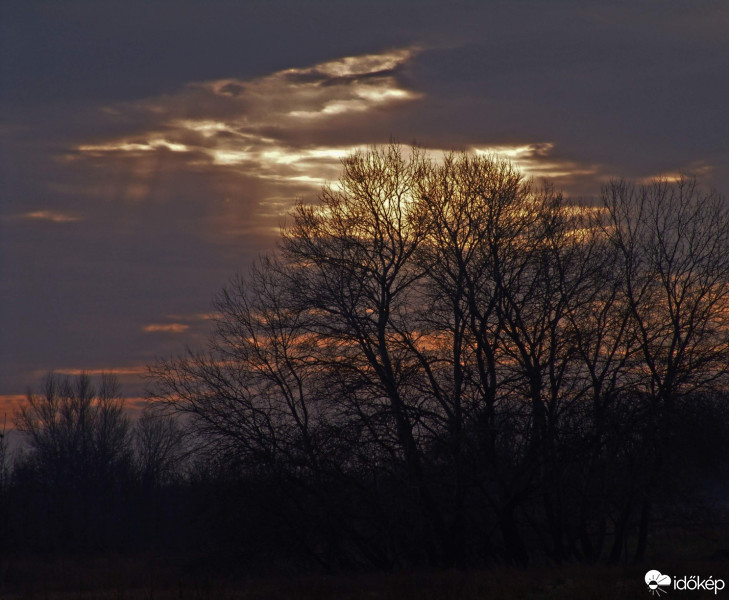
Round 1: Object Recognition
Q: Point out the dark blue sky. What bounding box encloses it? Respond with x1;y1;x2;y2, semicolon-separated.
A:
2;0;728;407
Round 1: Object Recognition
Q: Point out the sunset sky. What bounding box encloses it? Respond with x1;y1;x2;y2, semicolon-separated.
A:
1;1;728;409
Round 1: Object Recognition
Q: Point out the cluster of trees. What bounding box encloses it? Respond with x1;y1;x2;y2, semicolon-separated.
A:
3;146;729;573
148;146;729;568
0;373;326;574
1;373;190;559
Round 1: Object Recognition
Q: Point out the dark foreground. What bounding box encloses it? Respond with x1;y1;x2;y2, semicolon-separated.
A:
3;525;729;600
0;562;665;600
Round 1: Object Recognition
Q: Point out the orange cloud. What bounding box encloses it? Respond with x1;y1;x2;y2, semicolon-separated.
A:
46;366;148;377
143;323;190;334
12;210;82;223
0;395;26;418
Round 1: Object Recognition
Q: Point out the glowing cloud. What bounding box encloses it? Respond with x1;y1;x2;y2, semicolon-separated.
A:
51;366;149;377
78;139;190;154
637;161;715;184
13;210;82;223
0;394;26;415
143;323;190;334
73;47;421;187
67;46;604;242
472;143;598;180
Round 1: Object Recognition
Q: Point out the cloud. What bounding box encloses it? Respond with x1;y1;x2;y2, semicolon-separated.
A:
67;45;607;195
2;3;727;408
49;366;149;377
0;395;26;416
64;45;610;239
72;47;422;191
48;47;432;246
11;210;82;223
471;143;599;181
143;323;190;334
636;161;716;185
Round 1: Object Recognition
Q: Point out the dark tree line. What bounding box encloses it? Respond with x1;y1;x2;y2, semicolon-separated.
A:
3;146;729;574
1;373;193;562
148;146;729;568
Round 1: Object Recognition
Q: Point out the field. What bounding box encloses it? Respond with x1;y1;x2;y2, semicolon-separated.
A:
3;524;729;600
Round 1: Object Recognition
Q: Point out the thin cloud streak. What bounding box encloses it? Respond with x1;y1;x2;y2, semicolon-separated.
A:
471;143;599;181
143;323;190;334
10;210;83;223
45;366;149;377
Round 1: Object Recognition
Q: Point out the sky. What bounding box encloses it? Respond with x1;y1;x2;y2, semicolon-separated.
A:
1;0;728;412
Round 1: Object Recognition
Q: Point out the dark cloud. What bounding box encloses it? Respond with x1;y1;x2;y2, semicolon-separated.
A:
1;0;727;398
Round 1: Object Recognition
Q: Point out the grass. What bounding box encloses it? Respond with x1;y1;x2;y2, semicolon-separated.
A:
0;564;651;600
3;524;729;599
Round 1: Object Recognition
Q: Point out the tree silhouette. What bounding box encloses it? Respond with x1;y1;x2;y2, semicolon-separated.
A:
14;373;133;553
149;146;729;567
601;177;729;560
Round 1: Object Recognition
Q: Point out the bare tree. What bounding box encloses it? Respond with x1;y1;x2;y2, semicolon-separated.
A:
602;176;729;560
16;373;131;482
149;147;729;568
280;145;453;558
0;414;8;491
0;413;9;569
149;256;328;474
135;405;188;487
14;372;133;552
